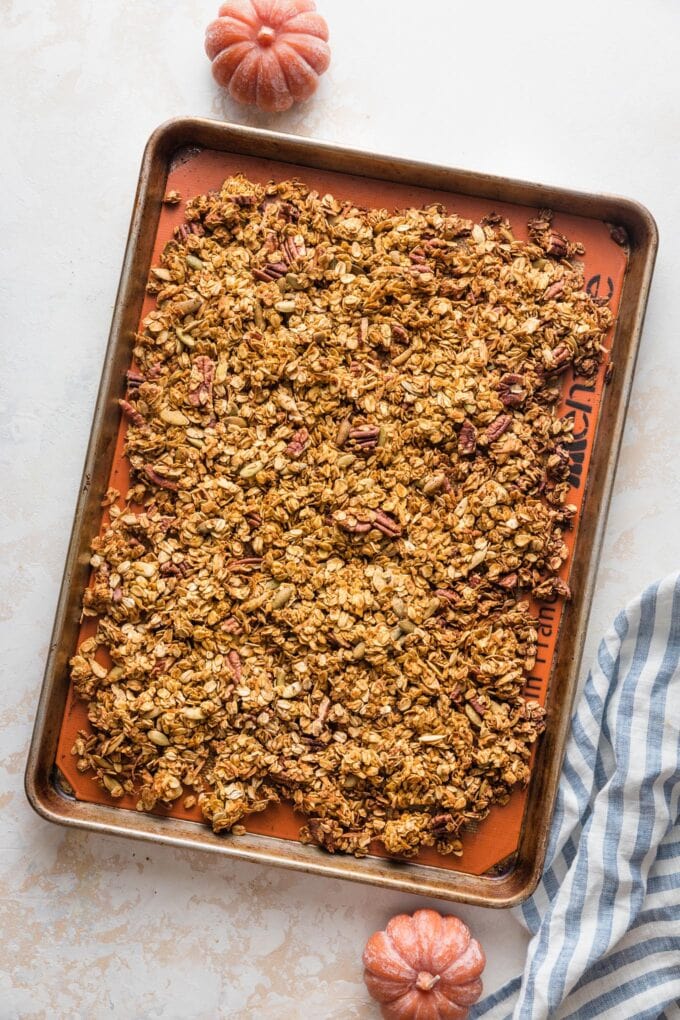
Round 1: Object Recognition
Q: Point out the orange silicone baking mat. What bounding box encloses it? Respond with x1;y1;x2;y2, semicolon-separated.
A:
56;149;627;875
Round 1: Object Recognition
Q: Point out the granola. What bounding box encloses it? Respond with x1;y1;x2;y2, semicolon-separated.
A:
70;176;612;858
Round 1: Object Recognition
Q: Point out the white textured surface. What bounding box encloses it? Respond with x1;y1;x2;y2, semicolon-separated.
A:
1;1;678;1017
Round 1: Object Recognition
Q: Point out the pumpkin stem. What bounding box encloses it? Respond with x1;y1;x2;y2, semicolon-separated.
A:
415;971;441;992
257;26;276;47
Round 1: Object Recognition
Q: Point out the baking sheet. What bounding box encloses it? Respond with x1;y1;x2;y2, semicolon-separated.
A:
55;147;627;877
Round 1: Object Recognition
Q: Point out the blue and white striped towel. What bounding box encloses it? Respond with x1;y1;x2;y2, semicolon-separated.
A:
474;571;680;1019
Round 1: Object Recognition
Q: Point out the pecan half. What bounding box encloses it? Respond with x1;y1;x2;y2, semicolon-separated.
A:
545;231;569;258
282;235;305;264
252;268;274;282
498;373;527;407
126;369;145;389
331;511;373;535
348;424;380;449
544;279;565;301
118;399;145;429
458;420;477;455
188;356;215;407
285;427;310;459
373;510;402;538
226;650;243;682
143;466;179;491
233;194;258;207
544;344;572;375
278;201;300;223
486;414;512;442
253;262;288;282
174;221;204;242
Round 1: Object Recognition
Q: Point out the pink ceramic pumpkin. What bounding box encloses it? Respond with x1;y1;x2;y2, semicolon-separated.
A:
363;910;485;1020
205;0;331;112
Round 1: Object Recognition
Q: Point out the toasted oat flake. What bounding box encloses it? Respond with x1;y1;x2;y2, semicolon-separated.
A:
70;178;612;858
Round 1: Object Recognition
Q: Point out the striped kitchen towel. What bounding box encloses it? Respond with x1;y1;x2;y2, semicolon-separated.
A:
474;571;680;1019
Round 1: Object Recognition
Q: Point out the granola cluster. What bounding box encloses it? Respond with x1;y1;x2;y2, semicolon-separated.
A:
70;175;612;857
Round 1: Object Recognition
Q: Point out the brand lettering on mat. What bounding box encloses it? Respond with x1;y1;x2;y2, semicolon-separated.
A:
563;380;596;489
521;378;596;696
586;273;614;302
524;603;558;697
521;277;610;698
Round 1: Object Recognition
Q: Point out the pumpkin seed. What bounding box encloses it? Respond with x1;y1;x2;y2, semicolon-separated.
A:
160;407;189;426
464;704;483;728
336;419;351;447
271;585;294;609
239;460;264;478
176;327;195;348
148;729;170;746
181;706;205;721
102;774;124;797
